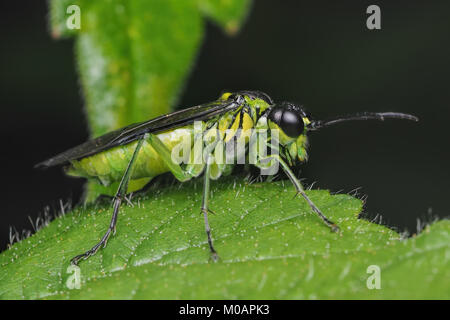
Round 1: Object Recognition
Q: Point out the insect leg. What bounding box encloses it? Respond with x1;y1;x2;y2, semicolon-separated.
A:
201;155;219;261
70;136;146;265
262;154;339;232
147;134;193;181
147;133;218;260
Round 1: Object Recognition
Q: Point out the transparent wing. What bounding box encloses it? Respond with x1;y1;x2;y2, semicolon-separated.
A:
36;99;239;168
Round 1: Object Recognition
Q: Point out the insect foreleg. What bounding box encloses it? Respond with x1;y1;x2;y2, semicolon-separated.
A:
257;153;340;233
70;136;146;265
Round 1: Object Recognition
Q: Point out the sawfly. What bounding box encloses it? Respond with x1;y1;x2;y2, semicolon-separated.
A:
36;90;418;265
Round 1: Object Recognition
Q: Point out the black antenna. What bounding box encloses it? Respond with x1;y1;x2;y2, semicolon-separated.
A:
308;112;419;131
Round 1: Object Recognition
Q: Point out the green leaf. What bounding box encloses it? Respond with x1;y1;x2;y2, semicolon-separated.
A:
0;176;448;299
49;0;252;137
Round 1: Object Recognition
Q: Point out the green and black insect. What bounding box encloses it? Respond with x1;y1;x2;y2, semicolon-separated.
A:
37;90;418;265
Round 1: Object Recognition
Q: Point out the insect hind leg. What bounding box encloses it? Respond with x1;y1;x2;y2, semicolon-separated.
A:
201;155;219;262
70;137;146;266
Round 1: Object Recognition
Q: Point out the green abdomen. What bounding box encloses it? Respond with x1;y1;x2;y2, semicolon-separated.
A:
68;127;193;186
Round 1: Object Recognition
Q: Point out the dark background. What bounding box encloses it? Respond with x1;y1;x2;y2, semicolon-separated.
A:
1;0;449;250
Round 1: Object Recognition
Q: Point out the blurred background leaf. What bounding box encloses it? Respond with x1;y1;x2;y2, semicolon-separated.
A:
49;0;251;136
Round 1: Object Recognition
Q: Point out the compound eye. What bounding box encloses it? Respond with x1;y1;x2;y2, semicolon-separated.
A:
268;104;305;138
279;110;304;138
268;107;284;125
